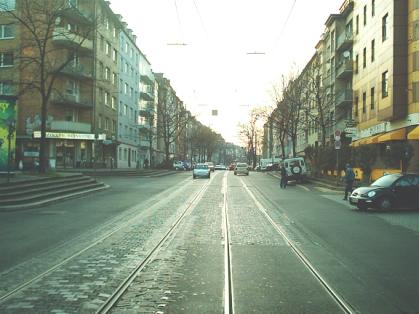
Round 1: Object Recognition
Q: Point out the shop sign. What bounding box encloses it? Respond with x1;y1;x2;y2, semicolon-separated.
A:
360;123;387;138
33;131;106;141
24;151;39;157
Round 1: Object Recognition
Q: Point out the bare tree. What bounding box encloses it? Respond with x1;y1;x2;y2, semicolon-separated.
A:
238;108;263;168
0;0;96;172
304;53;335;147
156;91;191;166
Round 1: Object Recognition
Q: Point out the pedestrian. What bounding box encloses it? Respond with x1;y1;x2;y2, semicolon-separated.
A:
343;163;355;200
280;164;288;189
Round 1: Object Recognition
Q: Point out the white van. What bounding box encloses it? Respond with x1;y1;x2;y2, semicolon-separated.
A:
282;157;307;182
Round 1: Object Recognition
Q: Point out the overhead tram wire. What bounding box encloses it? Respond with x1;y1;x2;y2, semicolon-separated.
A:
192;0;209;39
167;0;188;46
270;0;297;54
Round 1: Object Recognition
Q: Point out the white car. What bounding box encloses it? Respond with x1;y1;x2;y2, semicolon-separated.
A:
234;163;249;176
193;164;210;179
282;157;307;182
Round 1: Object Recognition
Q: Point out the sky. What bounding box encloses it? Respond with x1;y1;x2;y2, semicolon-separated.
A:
109;0;344;145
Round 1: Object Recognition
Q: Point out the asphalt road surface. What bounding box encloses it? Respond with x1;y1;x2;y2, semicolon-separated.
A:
0;171;418;313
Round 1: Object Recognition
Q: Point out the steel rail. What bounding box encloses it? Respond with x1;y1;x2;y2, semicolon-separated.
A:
222;172;234;314
0;176;192;305
96;177;213;314
241;179;355;314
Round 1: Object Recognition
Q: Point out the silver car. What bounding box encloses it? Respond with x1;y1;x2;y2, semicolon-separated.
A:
193;164;210;179
234;162;249;176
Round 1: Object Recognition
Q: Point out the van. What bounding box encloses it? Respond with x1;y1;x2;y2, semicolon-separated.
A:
282;157;307;182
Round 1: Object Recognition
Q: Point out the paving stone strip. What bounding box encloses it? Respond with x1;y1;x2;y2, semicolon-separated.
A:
0;177;207;313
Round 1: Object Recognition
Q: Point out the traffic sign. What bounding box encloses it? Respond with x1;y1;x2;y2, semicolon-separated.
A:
344;127;357;135
334;135;341;141
335;129;341;137
334;140;342;150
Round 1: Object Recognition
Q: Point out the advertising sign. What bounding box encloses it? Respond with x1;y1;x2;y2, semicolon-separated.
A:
0;97;17;171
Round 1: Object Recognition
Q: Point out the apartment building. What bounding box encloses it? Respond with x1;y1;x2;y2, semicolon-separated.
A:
138;52;155;168
4;0;97;169
117;21;140;168
93;0;119;168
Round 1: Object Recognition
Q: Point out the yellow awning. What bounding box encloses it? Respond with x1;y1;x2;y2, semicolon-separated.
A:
377;128;406;142
408;126;419;140
363;134;382;145
350;140;360;147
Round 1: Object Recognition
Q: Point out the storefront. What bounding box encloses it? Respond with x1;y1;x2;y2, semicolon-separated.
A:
23;131;107;169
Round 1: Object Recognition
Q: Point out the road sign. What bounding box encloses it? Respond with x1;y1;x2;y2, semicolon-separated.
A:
335;129;341;137
334;135;341;141
334;140;342;150
344;127;357;135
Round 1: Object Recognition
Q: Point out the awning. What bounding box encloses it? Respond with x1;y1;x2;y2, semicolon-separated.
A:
363;134;382;145
350;140;360;147
408;126;419;140
377;128;406;142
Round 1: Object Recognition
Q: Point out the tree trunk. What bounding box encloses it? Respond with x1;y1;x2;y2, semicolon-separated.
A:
39;99;48;173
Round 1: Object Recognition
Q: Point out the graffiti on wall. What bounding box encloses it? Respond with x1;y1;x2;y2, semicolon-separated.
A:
0;97;17;171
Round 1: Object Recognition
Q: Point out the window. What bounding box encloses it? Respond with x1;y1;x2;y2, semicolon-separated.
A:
0;24;13;39
414;52;419;71
119;101;123;115
363;5;367;26
119;147;122;160
363;47;366;68
0;0;16;11
0;81;13;95
99;61;104;78
371;0;375;16
105;67;110;80
105;117;110;130
100;35;104;51
356;15;359;34
112;120;116;133
124;83;128;94
113;49;117;62
331;30;335;52
371;39;375;62
370;87;375;110
355;54;359;74
125;42;128;53
382;14;388;41
413;82;419;103
113;26;117;38
130;87;134;97
112;72;117;85
382;71;389;98
105;42;111;56
415;0;419;9
68;0;78;8
362;92;366;113
0;52;13;66
105;91;110;106
98;114;102;129
66;80;79;95
355;96;359;117
124;104;128;115
111;96;116;110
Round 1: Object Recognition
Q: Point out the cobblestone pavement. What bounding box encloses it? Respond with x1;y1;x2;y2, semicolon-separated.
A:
110;172;225;313
0;176;207;313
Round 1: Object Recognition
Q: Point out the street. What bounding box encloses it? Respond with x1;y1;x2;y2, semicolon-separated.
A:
1;171;419;313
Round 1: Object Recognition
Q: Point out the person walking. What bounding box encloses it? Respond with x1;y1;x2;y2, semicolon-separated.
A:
280;164;288;189
343;163;355;200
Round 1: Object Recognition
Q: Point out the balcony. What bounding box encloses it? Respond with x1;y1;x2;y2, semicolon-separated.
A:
140;74;154;85
52;93;93;109
139;139;150;148
335;89;353;107
140;89;154;101
336;32;353;52
139;104;154;116
59;64;93;80
53;27;93;51
51;120;91;133
59;4;94;25
336;60;353;79
138;121;151;130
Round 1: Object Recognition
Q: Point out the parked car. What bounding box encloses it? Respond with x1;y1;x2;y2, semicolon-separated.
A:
193;163;211;179
215;164;227;170
234;162;249;176
349;173;419;211
173;161;185;170
229;163;236;171
205;161;215;172
282;157;307;182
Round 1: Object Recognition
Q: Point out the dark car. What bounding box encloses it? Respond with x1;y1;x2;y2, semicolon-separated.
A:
349;173;419;211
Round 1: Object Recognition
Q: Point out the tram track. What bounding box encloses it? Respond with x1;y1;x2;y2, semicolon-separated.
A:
0;175;202;308
96;176;214;313
240;178;355;314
